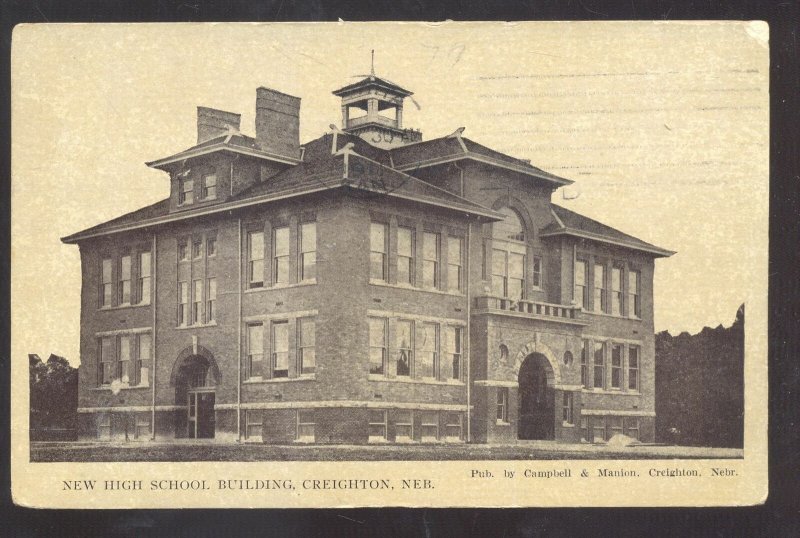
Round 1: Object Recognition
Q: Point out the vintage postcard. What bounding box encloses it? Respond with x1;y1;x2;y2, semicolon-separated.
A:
10;21;768;508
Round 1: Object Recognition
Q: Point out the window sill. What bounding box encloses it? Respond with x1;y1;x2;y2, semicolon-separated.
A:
561;422;576;428
243;375;316;384
582;388;641;396
582;310;643;321
99;302;150;312
92;384;150;391
368;437;390;444
242;437;263;444
369;280;465;297
495;420;511;426
174;321;218;330
368;374;465;386
245;280;317;293
293;437;316;444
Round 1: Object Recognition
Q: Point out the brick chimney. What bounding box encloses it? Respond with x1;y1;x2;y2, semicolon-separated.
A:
255;87;301;159
197;107;241;144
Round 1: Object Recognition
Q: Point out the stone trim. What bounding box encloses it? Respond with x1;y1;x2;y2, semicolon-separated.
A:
473;380;519;387
216;401;472;411
366;309;466;326
242;309;318;323
580;409;655;417
94;326;152;337
78;405;185;413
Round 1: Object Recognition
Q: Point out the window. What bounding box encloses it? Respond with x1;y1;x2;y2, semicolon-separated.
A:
492;250;525;300
118;335;132;384
581;340;590;387
580;417;589;442
443;326;462;381
563;392;574;425
369;317;387;375
138;252;151;304
370;222;387;281
101;258;113;307
206;278;216;323
611;266;623;315
422;232;440;289
247;231;264;288
206;236;217;257
296;409;315;442
592;416;606;442
531;256;542;289
134;414;150;439
271;321;289;378
593;342;605;389
563;351;574;366
99;337;113;385
192;279;203;324
98;413;111;440
447;236;463;292
395;320;413;377
575;259;588;308
444;413;463;441
298;318;316;375
201;173;217;200
177;281;189;326
628;270;641;318
628;346;639;391
610;416;624;438
397;227;415;285
494;207;525;242
594;263;606;313
273;226;290;285
611;344;623;389
179;178;193;205
368;410;388;442
418;323;438;379
118;255;132;305
395;410;413;442
497;388;509;423
299;222;316;281
420;411;439;442
178;239;189;261
245;410;262;440
136;333;151;387
246;323;264;380
192;238;202;259
624;417;640;440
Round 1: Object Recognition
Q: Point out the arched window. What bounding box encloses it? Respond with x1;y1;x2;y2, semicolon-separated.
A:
499;344;509;361
491;207;527;299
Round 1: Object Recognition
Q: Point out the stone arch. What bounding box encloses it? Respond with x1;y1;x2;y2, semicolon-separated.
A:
169;345;222;387
491;195;536;240
513;339;562;386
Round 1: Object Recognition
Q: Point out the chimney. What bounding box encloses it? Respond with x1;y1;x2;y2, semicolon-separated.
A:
255;87;301;159
197;107;241;144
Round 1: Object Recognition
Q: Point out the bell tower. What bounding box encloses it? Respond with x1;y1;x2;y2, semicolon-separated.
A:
332;52;422;148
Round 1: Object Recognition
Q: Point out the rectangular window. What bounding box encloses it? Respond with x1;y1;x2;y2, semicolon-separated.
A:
447;236;463;292
442;326;462;381
491;249;507;297
395;320;413;377
135;414;151;439
99;337;113;385
581;417;589;442
138;252;151;304
624;417;640;440
422;232;440;289
246;323;264;380
531;255;542;289
581;339;590;387
136;333;151;387
492;250;525;299
101;258;113;307
118;255;131;305
192;238;202;259
420;411;439;442
206;278;216;323
628;270;641;317
611;266;623;315
271;321;289;378
245;410;262;440
118;335;132;384
575;259;588;308
397;227;415;285
370;222;387;281
610;416;624;438
592;416;606;442
593;342;605;389
178;239;189;261
444;413;463;441
247;231;264;288
497;388;509;422
206;236;217;257
273;226;290;285
201;173;217;200
368;410;388;442
418;323;438;379
628;346;640;391
563;392;574;425
594;263;606;313
177;281;189;325
298;318;316;375
179;178;193;205
395;410;413;442
299;222;317;281
98;413;111;440
611;344;623;389
192;279;203;324
369;317;387;375
296;409;315;442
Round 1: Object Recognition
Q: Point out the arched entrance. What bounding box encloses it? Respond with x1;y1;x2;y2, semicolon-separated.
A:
518;353;555;440
171;347;220;439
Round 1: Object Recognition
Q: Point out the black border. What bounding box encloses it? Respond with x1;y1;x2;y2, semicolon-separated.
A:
1;1;798;536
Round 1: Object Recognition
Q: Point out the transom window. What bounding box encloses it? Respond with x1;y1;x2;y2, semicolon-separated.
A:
492;208;527;300
494;207;526;242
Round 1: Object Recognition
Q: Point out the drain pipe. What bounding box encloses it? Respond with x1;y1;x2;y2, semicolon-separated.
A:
237;218;242;441
466;221;472;443
151;232;157;440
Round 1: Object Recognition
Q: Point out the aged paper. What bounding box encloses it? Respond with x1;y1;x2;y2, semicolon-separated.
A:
11;21;768;508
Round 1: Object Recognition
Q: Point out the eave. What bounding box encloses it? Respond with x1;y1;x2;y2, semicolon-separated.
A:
145;143;301;169
539;227;676;258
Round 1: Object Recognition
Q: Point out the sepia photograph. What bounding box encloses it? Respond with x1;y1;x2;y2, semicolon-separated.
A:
10;21;768;507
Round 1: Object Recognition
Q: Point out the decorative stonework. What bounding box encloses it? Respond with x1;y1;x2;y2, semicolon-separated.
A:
513;337;563;386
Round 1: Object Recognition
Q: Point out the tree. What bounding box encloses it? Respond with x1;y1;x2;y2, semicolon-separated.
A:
29;354;78;438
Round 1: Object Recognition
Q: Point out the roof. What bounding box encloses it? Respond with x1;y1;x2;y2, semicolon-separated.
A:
145;133;301;169
332;75;413;97
541;204;675;257
61;199;171;243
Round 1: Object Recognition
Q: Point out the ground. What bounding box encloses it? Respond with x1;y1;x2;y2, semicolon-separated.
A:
30;441;743;462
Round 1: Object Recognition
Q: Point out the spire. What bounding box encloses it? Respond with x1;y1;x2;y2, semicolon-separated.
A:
370;49;375;78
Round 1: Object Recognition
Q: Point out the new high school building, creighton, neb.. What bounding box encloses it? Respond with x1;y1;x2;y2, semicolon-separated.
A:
63;69;673;445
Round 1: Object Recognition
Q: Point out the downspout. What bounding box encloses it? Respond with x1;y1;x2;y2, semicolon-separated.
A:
237;218;242;441
151;232;157;440
466;222;472;443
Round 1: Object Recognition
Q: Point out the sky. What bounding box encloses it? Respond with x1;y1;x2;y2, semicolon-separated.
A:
11;22;769;365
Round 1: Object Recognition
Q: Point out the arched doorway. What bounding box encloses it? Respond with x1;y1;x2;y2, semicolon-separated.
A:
173;353;218;439
518;353;555;440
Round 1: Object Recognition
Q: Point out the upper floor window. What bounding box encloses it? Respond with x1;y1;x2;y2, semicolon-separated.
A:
422;232;440;289
206;278;216;323
246;323;264;380
206;236;217;257
201;173;217;200
370;222;388;281
192;238;203;259
179;178;194;205
494;207;525;242
138;252;151;304
192;279;203;324
580;340;590;387
593;263;606;313
273;226;290;285
575;259;588;309
397;227;415;285
610;344;623;389
118;255;132;305
101;258;113;307
417;323;438;379
247;231;264;288
271;320;289;378
118;335;132;384
611;266;623;316
531;255;542;289
298;317;316;375
369;317;388;375
99;337;113;385
395;319;413;377
492;208;526;299
447;236;463;292
593;342;605;389
135;333;151;387
496;387;509;423
628;270;641;318
443;326;462;381
628;346;640;391
178;239;189;262
299;222;317;281
177;281;189;326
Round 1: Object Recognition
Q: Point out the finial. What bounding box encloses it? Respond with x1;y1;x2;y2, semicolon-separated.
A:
370;49;375;77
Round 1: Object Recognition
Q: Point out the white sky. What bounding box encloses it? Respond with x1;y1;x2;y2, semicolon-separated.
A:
11;22;769;364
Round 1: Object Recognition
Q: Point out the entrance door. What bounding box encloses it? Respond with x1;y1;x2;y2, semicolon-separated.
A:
518;354;555;440
187;391;215;439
